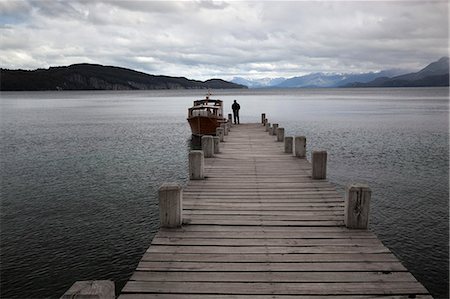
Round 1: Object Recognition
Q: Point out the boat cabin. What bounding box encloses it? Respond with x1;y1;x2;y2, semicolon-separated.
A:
188;98;223;118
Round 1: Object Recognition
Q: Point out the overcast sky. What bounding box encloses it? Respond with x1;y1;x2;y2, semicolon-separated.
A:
1;0;448;80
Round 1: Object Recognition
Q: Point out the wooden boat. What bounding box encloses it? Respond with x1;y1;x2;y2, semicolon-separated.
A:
187;93;226;136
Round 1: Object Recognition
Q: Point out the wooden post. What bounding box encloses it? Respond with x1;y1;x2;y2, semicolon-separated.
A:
268;127;273;135
294;136;306;158
277;127;285;142
284;137;293;153
345;184;371;229
311;150;327;179
222;123;228;135
189;150;204;180
228;113;232;124
61;280;115;299
265;122;270;132
201;135;214;158
216;127;224;142
159;183;182;228
261;113;266;125
272;123;279;136
213;136;220;154
263;118;268;126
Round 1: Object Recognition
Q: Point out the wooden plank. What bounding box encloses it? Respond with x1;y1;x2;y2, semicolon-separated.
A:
159;225;368;233
155;230;377;239
119;295;433;299
150;237;385;247
130;270;416;282
121;281;428;295
185;219;344;226
141;253;398;262
184;214;344;221
184;207;344;212
146;245;392;254
182;210;344;216
136;261;407;272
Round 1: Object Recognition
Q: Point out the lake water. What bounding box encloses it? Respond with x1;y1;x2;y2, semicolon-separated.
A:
0;88;448;298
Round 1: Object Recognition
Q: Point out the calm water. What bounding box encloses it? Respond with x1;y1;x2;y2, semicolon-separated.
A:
1;88;448;298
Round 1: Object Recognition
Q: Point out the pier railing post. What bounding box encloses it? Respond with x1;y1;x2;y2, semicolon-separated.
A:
222;123;228;135
277;127;285;142
284;137;293;153
216;127;224;142
345;184;371;229
272;123;279;136
265;122;270;132
228;113;232;125
201;135;214;158
159;183;182;228
294;136;306;158
189;150;204;180
311;150;327;179
261;113;266;125
61;280;115;299
213;136;220;154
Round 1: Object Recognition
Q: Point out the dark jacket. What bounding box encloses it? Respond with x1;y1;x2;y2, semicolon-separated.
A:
232;102;240;111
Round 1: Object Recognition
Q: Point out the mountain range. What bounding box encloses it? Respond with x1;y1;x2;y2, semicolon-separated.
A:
0;63;246;91
232;57;449;88
1;58;448;91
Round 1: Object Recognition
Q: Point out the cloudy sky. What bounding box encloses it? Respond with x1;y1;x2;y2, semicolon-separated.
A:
1;0;448;80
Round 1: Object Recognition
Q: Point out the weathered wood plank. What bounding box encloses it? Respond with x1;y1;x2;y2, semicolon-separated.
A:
159;225;368;233
185;214;344;221
136;261;407;272
121;281;427;295
146;245;392;254
119;295;433;299
155;230;377;239
185;219;344;226
182;210;344;216
129;270;416;282
151;236;385;246
141;253;398;262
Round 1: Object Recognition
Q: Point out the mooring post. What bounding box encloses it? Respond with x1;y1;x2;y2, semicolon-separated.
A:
294;136;306;158
159;183;182;228
213;136;220;154
272;123;279;136
189;150;204;180
311;150;327;179
201;135;214;158
228;113;232;125
284;137;293;153
265;122;270;132
277;127;285;142
60;280;115;299
261;113;266;125
222;123;228;135
216;127;224;142
345;184;371;229
263;118;268;126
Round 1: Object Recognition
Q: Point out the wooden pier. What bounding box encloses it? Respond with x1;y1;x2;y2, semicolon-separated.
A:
64;120;431;298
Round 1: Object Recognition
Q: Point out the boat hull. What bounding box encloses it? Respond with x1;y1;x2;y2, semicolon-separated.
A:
188;116;221;136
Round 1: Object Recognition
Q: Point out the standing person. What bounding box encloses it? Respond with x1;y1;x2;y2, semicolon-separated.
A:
231;100;240;124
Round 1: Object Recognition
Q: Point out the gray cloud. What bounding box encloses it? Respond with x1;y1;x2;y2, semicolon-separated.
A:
0;0;448;80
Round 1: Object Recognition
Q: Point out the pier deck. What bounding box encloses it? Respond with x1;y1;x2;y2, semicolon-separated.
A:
119;123;430;298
